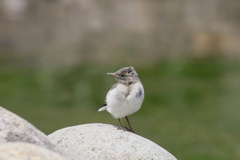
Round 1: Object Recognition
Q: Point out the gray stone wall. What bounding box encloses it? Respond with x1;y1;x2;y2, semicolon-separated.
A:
0;0;239;68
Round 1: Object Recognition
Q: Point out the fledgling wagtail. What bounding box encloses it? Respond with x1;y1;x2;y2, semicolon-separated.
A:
98;66;144;133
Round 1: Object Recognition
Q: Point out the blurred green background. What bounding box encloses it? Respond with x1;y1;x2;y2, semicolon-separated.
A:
1;0;240;160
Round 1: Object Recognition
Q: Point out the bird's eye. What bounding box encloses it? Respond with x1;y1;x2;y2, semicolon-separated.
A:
121;75;125;77
128;70;132;73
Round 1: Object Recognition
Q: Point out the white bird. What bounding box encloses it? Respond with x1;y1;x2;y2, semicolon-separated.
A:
98;66;144;133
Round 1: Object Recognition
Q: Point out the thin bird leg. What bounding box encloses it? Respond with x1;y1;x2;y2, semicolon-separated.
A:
125;116;135;133
118;119;123;128
117;119;128;131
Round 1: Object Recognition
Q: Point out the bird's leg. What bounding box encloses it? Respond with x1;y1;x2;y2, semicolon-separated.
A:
125;116;136;133
117;119;127;131
118;119;123;127
117;118;138;134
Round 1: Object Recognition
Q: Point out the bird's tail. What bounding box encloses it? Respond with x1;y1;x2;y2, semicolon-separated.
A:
98;104;107;112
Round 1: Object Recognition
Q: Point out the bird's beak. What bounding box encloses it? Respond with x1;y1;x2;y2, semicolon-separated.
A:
107;73;119;78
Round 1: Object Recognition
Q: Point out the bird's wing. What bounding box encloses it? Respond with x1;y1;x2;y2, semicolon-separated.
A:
106;83;118;100
98;83;118;112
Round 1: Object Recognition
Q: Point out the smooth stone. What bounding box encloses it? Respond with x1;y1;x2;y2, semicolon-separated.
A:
48;123;177;160
0;106;70;159
0;142;68;160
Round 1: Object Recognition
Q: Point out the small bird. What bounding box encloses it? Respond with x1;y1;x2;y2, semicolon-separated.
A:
98;66;144;133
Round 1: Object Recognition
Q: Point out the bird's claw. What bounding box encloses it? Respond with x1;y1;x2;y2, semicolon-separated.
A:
117;126;139;135
117;126;128;132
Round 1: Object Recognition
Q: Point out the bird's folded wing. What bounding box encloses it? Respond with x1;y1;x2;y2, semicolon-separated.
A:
106;83;117;100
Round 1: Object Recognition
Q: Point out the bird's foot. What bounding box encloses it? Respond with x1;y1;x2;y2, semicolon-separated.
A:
117;126;139;135
117;126;129;132
125;127;139;135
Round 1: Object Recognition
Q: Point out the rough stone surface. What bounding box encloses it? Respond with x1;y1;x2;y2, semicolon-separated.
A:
0;142;68;160
48;123;177;160
0;106;70;159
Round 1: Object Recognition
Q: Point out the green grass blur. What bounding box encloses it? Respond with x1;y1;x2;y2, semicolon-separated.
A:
1;59;240;160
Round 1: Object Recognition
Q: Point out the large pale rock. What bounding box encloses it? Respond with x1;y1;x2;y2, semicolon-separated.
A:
48;123;177;160
0;142;68;160
0;106;69;159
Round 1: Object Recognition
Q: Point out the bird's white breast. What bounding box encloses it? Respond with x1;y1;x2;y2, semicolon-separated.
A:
106;82;144;119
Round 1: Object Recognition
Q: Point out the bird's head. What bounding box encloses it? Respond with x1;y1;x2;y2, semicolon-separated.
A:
107;66;139;85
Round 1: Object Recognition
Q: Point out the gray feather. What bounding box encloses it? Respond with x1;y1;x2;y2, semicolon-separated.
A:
135;88;143;98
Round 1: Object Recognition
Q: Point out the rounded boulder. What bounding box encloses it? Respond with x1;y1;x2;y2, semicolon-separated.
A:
0;106;69;158
48;123;177;160
0;142;68;160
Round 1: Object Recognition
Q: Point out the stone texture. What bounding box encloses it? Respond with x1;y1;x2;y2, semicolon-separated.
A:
0;142;68;160
0;106;70;159
48;123;177;160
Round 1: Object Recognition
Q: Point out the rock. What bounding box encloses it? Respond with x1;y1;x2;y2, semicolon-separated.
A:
0;106;70;159
0;142;68;160
48;123;177;160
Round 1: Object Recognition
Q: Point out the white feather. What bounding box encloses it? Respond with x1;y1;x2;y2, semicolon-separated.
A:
104;82;144;119
98;106;107;112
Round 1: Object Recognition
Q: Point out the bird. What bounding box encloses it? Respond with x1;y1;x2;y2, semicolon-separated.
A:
98;66;144;133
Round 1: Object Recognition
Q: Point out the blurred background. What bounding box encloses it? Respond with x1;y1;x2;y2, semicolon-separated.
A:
0;0;240;159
